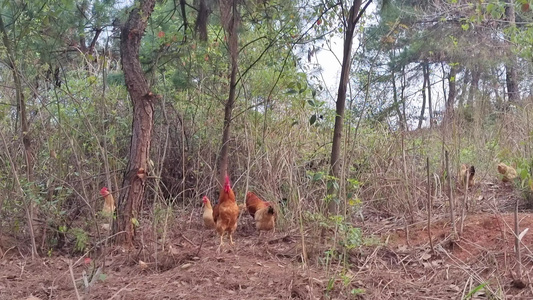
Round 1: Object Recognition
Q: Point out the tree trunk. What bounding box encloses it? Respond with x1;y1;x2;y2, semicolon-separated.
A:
506;66;519;103
417;63;427;130
0;14;38;259
425;63;433;128
505;0;519;103
328;0;365;214
444;64;457;123
459;68;469;108
114;0;157;247
391;69;404;130
401;65;407;130
391;51;404;130
217;0;240;184
467;67;479;107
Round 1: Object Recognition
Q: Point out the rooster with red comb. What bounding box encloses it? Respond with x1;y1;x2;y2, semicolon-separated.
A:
211;175;239;251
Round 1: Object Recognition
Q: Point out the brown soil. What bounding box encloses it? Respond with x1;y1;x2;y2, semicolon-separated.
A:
1;181;532;299
0;215;328;300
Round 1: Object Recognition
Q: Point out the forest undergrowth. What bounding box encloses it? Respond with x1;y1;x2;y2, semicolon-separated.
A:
1;103;533;299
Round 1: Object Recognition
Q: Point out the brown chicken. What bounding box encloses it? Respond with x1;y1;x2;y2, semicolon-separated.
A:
212;175;239;250
100;187;116;216
246;191;276;235
202;196;216;229
498;163;517;183
458;164;475;188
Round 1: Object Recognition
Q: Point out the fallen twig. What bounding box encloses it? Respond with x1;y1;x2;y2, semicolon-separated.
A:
181;233;197;247
68;259;82;300
108;282;133;300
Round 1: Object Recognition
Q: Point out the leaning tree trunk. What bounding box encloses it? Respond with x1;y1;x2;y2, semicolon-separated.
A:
391;50;404;130
328;0;367;214
505;0;519;104
217;0;240;184
417;63;427;130
443;64;457;124
114;0;157;247
425;62;434;128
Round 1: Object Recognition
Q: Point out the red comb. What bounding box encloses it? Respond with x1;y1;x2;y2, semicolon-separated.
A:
100;187;109;196
202;196;208;203
223;175;231;193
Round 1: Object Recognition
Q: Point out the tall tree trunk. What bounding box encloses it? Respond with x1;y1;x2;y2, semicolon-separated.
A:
328;0;366;214
0;14;38;259
467;66;479;107
0;16;33;182
506;66;518;103
391;49;404;130
195;0;209;41
459;68;469;108
444;64;457;123
401;65;407;130
114;0;157;247
217;0;240;184
391;69;404;130
425;62;433;128
417;63;427;129
505;0;519;103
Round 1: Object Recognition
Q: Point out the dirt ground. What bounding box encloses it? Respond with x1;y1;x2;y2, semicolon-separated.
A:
1;181;533;299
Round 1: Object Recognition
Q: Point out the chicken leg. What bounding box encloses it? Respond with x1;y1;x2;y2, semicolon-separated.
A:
217;232;225;253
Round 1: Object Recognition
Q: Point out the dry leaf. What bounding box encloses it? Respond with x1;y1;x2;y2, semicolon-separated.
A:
181;263;192;269
420;253;431;261
398;245;408;252
448;284;460;292
168;245;179;255
518;228;529;241
139;260;148;270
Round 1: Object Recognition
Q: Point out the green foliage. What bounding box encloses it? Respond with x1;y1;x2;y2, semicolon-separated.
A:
459;146;476;164
307;211;367;253
69;228;89;253
513;158;533;207
463;282;487;299
486;2;505;19
107;72;125;86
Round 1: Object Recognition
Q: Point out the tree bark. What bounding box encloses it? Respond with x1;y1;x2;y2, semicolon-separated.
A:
459;68;469;108
217;0;240;184
195;0;209;41
391;51;404;130
400;65;407;129
505;0;519;103
506;66;519;103
328;0;365;214
425;63;433;128
467;67;479;107
391;69;404;130
417;63;427;129
0;14;38;259
444;64;457;123
114;0;157;247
